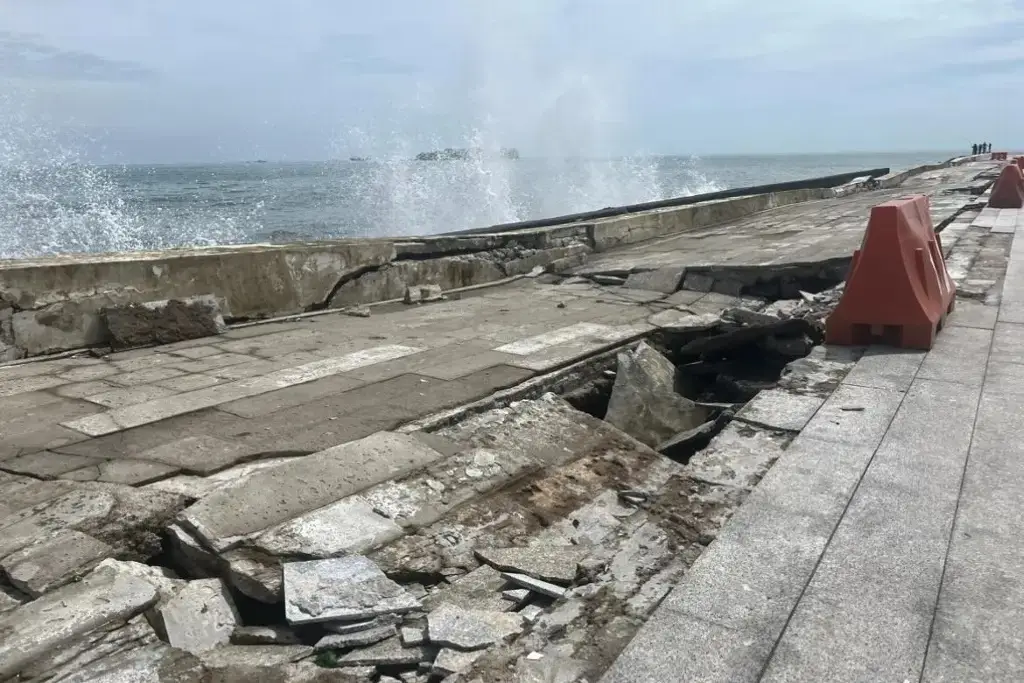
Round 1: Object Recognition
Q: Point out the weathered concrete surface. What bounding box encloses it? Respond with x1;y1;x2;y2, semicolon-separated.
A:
104;295;228;350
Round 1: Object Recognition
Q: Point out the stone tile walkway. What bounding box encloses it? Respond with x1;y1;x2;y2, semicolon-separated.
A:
601;196;1023;682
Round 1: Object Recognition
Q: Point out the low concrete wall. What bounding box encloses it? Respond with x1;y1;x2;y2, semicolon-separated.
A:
0;162;950;359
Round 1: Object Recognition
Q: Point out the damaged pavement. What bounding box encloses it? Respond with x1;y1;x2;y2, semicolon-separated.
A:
0;158;1008;682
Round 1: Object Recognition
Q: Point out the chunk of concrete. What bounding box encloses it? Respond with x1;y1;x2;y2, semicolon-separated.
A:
427;603;526;651
0;562;159;679
433;647;485;676
623;268;684;294
283;556;421;625
179;432;446;552
336;636;433;667
500;572;567;599
1;529;114;597
252;495;404;558
53;642;208;683
401;624;428;646
422;564;514;613
687;422;792;490
314;624;396;651
604;342;707;447
103;295;227;349
475;546;588;585
158;578;241;654
197;644;313;680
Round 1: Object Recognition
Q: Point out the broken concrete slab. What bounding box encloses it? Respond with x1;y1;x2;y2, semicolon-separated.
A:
158;578;241;654
222;547;283;603
503;588;531;604
686;422;793;491
647;310;722;332
0;529;113;597
335;636;434;667
427;603;526;650
604;342;707;447
0;562;159;679
133;435;255;476
103;295;227;350
197;644;313;679
17;615;162;681
622;268;684;294
401;624;428;646
283;556;421;625
500;573;568;599
735;387;825;432
251;495;404;559
475;546;589;585
314;624;397;651
179;431;446;552
52;641;207;683
423;564;516;613
433;647;486;676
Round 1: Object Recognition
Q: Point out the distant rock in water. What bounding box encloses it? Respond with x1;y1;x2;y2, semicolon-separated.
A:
349;157;370;162
415;147;519;161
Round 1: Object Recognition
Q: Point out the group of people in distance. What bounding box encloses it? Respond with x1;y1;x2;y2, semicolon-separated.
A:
973;142;993;155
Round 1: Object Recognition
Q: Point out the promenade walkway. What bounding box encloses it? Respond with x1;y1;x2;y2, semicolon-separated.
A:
0;158;1012;681
602;208;1024;681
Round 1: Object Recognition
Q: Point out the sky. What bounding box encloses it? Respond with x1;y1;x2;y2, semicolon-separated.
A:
1;0;1022;163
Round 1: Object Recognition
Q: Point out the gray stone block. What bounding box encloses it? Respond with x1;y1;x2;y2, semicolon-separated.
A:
842;346;925;392
283;556;420;625
799;383;904;446
916;325;992;387
686;422;791;491
158;578;241;654
1;529;113;597
735;388;824;431
622;268;685;294
475;545;588;584
427;604;525;650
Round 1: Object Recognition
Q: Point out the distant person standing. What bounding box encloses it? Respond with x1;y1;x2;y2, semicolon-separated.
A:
973;143;979;155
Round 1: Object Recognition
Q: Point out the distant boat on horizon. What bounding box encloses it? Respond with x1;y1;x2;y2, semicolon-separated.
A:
349;156;370;162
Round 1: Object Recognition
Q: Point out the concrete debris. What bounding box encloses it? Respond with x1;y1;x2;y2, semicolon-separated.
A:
427;603;526;650
158;578;241;654
622;268;684;293
231;625;302;645
404;284;446;304
401;624;429;646
283;556;421;625
343;305;371;317
424;564;517;613
500;572;568;600
520;605;544;624
475;545;589;585
335;636;434;667
433;647;486;676
502;588;531;604
604;341;707;447
0;529;113;597
197;644;313;678
54;642;207;683
314;624;397;651
103;295;227;349
324;614;401;634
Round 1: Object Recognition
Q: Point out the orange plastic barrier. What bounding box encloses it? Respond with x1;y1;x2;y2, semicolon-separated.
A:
989;163;1024;209
992;151;1008;160
826;195;955;350
1015;156;1024;173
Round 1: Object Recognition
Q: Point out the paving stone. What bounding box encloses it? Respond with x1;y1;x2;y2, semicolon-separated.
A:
158;578;241;654
180;431;446;552
335;637;434;667
475;546;589;585
252;495;404;558
686;422;792;491
500;573;567;599
1;529;114;597
149;456;299;501
154;373;223;392
427;604;526;650
107;366;187;387
62;458;180;485
604;342;707;447
401;624;428;646
283;556;421;625
85;383;177;408
502;588;530;603
422;564;515;613
622;268;685;293
0;562;159;679
197;644;313;677
314;624;397;651
54;380;119;398
432;647;485;676
520;604;544;623
133;435;253;475
735;388;824;432
0;450;103;478
799;382;905;447
916;324;992;387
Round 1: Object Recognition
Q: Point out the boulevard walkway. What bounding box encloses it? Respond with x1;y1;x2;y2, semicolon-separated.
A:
602;209;1024;681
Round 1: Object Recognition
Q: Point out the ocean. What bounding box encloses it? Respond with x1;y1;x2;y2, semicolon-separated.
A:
0;151;958;259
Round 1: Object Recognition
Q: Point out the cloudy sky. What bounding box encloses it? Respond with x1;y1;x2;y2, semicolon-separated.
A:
1;1;1021;163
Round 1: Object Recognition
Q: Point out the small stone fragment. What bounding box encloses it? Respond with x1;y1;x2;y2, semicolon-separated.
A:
520;605;544;623
502;588;530;604
284;556;420;625
158;578;241;654
500;572;567;599
231;625;301;645
335;636;433;667
475;545;588;585
323;614;399;634
314;625;396;651
427;603;526;651
420;284;445;301
344;305;371;317
403;286;421;304
432;648;485;677
401;624;428;646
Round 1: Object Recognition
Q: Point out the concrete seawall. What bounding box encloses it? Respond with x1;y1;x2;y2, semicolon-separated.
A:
0;157;981;359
